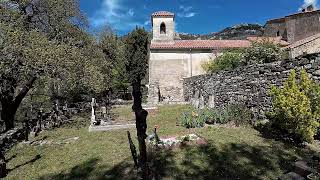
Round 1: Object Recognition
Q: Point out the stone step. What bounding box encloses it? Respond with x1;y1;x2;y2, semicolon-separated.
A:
294;161;316;177
279;172;305;180
88;124;136;132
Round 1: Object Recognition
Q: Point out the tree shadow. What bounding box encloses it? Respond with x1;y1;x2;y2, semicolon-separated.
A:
7;154;41;172
38;141;315;180
105;141;314;180
5;154;17;163
39;158;103;180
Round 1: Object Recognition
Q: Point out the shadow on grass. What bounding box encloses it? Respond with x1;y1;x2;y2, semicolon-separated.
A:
8;154;41;172
39;158;103;180
39;140;314;180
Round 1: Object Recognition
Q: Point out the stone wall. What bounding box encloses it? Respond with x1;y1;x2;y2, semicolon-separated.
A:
264;18;286;39
148;49;216;104
183;54;320;119
0;128;25;151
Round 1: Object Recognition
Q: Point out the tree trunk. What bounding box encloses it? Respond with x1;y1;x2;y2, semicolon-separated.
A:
1;76;36;132
1;101;17;132
0;150;7;178
132;82;149;180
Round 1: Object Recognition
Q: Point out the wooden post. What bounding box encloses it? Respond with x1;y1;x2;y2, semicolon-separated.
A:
127;131;138;167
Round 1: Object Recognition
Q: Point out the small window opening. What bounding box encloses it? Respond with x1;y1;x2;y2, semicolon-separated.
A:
160;22;166;34
276;31;280;37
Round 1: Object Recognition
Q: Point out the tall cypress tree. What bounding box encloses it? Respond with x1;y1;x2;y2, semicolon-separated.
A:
124;27;149;179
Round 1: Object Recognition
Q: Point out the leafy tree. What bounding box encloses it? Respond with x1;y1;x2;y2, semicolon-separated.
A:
0;0;108;131
244;40;283;64
269;69;320;142
202;49;245;73
124;27;149;179
99;29;129;92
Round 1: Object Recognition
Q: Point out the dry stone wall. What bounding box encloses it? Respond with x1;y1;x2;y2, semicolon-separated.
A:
183;54;320;119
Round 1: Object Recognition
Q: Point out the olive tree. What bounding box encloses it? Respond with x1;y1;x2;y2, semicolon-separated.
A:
0;0;108;131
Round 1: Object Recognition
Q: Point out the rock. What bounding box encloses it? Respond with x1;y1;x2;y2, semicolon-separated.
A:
313;70;320;76
29;132;36;139
294;161;315;177
279;172;305;180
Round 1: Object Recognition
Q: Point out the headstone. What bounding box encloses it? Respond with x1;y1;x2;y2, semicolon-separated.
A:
91;98;96;125
279;172;305;180
101;107;107;114
208;95;215;108
294;161;315;177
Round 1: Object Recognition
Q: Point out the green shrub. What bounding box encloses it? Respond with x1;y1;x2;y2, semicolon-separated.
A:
227;104;253;126
244;40;283;64
202;50;245;73
269;69;320;142
180;110;206;128
179;104;253;128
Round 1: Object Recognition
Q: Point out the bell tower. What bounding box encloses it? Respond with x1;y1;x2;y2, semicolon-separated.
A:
151;11;175;43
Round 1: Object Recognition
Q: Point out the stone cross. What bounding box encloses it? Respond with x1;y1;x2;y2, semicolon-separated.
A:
91;98;96;125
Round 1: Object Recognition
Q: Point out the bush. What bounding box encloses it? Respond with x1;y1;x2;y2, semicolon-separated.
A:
179;104;253;128
202;49;245;73
269;69;320;142
180;110;206;128
244;40;283;64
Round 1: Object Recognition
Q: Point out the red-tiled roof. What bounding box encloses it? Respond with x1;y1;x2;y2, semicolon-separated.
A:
150;40;251;49
247;37;290;46
152;11;175;17
267;9;320;23
286;33;320;49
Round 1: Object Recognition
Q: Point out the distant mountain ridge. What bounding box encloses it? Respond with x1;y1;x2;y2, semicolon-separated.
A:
176;24;264;40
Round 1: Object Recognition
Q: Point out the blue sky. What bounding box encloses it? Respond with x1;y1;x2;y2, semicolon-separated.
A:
80;0;318;35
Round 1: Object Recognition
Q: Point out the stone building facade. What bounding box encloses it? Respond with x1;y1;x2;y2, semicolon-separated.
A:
264;6;320;43
264;6;320;58
147;11;251;104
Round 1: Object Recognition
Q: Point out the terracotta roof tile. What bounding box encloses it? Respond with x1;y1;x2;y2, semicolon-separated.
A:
247;36;290;46
286;33;320;49
152;11;175;17
267;9;320;23
150;40;251;49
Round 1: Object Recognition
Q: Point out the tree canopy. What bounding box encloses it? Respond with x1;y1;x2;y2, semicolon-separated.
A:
0;0;110;130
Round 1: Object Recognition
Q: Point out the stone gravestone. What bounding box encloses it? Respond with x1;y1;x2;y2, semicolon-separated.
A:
91;98;97;125
208;95;215;108
101;106;107;117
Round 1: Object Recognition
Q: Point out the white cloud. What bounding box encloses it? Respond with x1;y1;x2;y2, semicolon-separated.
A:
144;20;150;26
179;5;192;12
127;8;134;16
90;0;142;32
301;0;318;9
177;4;196;18
178;12;196;18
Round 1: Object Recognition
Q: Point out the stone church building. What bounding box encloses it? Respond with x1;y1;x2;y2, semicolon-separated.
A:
147;8;320;105
147;11;251;104
264;5;320;58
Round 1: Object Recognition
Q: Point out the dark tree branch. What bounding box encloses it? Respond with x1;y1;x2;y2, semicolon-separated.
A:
14;76;37;107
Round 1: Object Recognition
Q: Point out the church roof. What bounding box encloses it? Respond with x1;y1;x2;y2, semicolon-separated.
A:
247;37;290;46
285;33;320;49
150;40;251;50
152;11;175;17
267;9;320;24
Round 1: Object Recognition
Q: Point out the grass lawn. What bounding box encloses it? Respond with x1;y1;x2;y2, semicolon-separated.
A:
4;105;320;180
